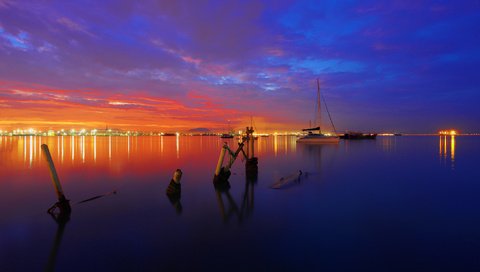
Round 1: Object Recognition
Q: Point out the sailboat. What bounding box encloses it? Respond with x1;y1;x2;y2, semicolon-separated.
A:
220;120;234;138
297;79;339;144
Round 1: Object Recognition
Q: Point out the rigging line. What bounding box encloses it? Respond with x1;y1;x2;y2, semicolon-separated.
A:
321;93;337;134
314;80;320;129
251;116;257;131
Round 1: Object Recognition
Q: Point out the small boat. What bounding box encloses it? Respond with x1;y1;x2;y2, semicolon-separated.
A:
297;79;339;144
339;132;377;140
297;128;339;143
220;120;235;139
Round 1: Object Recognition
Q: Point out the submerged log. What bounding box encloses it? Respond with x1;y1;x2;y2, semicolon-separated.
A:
270;170;303;189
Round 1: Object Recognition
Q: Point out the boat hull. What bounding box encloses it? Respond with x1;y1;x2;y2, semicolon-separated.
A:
339;133;377;140
296;136;339;144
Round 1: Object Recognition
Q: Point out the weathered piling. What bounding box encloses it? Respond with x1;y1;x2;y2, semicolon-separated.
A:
166;169;182;196
213;126;259;184
245;126;258;176
215;145;227;176
41;144;66;202
41;144;71;214
172;169;182;184
248;131;254;159
213;143;233;184
166;169;183;214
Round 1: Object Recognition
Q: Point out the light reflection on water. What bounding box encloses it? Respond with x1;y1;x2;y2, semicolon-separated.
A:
0;135;479;271
439;135;456;169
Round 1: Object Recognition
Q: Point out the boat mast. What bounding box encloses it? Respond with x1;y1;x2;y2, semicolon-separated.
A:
314;78;322;133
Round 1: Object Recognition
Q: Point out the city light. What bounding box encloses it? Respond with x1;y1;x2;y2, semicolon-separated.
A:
439;130;458;136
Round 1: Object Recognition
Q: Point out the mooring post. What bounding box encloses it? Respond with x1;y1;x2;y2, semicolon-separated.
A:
166;168;183;196
166;169;183;214
245;126;255;159
249;130;255;159
245;126;258;174
215;144;227;176
41;144;67;202
172;169;182;184
245;126;250;158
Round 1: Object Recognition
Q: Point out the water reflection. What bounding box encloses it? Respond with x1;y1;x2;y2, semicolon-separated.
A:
93;136;97;162
274;134;278;157
61;136;64;164
34;136;37;166
71;136;75;162
108;136;112;161
161;136;164;153
379;136;396;152
29;136;33;168
1;135;309;171
176;134;180;159
81;136;86;163
213;169;257;224
127;135;130;159
297;143;324;170
439;135;456;169
45;205;70;272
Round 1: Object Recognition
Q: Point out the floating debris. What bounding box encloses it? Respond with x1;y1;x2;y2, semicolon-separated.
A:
77;191;117;204
270;170;303;189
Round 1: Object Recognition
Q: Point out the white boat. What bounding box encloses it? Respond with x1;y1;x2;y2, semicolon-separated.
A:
297;79;339;144
220;120;234;139
297;126;339;143
297;131;339;144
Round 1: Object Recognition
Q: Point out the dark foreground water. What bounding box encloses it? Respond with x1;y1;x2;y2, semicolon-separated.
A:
0;135;479;271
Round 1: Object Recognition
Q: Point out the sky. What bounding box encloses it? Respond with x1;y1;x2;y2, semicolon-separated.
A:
0;0;479;133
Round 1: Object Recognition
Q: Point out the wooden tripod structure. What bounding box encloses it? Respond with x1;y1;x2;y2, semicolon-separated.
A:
213;126;258;183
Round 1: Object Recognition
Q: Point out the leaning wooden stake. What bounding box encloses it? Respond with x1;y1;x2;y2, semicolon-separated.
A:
42;144;66;202
215;145;227;176
42;144;70;215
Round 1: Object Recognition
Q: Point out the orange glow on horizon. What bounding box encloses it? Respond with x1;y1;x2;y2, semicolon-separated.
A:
0;82;305;132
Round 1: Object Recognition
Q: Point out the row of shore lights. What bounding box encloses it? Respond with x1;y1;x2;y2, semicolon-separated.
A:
439;130;457;136
0;129;182;136
0;128;110;136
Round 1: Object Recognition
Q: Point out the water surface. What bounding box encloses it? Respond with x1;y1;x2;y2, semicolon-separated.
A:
0;135;479;271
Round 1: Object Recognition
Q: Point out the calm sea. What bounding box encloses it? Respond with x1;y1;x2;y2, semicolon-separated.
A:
0;135;479;271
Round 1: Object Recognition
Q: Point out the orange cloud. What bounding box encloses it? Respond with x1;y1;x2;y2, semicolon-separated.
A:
0;82;247;131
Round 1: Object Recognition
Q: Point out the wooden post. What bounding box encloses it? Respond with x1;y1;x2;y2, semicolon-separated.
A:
215;145;227;176
172;169;182;184
245;127;250;158
41;144;66;202
250;131;255;159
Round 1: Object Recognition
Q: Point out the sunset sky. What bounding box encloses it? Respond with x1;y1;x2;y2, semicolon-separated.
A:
0;1;479;133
